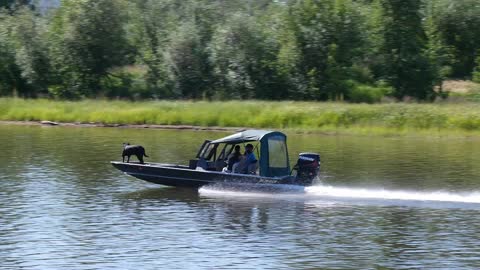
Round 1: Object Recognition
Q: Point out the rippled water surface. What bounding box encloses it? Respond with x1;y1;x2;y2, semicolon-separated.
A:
1;125;480;269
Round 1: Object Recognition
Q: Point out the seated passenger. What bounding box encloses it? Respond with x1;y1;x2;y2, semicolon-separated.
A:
232;156;247;174
225;145;242;172
232;144;258;174
243;144;258;174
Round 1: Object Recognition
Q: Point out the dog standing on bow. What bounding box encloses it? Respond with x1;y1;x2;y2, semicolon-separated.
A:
122;143;149;164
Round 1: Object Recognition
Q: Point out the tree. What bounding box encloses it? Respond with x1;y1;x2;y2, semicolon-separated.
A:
0;0;32;12
1;0;480;101
209;13;283;99
327;0;368;100
166;22;209;99
286;0;333;100
127;0;177;97
270;8;304;100
0;10;30;96
424;1;454;96
284;0;368;100
12;8;50;96
473;52;480;84
379;0;435;100
48;0;131;98
431;0;480;78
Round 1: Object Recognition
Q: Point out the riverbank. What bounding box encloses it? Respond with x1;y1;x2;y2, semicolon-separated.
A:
2;98;480;137
0;120;243;132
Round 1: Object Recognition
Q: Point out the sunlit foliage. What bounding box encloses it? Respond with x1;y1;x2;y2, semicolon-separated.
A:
0;0;479;102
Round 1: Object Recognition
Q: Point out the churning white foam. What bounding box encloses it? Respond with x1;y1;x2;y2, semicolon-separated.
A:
305;185;480;204
199;183;306;198
199;183;480;205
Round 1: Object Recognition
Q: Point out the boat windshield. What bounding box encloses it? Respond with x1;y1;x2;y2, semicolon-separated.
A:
267;136;289;169
198;141;217;160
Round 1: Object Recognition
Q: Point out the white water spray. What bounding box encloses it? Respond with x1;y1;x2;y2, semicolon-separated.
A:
305;185;480;204
199;183;480;205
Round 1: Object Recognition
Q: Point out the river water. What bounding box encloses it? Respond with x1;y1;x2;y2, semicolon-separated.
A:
1;125;480;269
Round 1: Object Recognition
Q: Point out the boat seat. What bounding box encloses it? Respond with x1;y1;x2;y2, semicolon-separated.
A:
247;162;258;175
196;158;208;170
215;160;227;171
195;158;220;171
189;159;198;169
206;161;217;171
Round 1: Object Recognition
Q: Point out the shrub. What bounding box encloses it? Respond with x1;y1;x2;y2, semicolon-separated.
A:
48;85;80;100
100;66;150;99
347;82;393;103
472;52;480;83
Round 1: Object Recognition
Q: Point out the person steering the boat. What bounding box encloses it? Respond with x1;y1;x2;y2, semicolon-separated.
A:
243;144;258;174
244;144;257;163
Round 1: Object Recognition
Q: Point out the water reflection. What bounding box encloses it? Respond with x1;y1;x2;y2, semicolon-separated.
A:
116;185;480;269
2;125;480;269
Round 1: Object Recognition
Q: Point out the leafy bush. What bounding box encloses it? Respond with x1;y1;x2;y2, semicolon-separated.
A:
473;54;480;83
474;71;480;84
99;66;152;99
48;85;79;100
347;82;393;103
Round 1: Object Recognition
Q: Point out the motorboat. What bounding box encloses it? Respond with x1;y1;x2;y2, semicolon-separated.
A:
111;130;320;187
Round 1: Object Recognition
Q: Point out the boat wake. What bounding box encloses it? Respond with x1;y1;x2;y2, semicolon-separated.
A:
199;183;306;197
199;183;480;208
305;185;480;204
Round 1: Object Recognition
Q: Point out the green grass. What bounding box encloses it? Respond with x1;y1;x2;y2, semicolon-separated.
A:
2;98;480;136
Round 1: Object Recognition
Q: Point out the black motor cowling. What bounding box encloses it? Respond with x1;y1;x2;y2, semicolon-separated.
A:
294;152;320;185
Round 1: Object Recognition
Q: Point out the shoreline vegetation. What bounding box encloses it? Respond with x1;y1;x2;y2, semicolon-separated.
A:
1;1;480;104
3;98;480;137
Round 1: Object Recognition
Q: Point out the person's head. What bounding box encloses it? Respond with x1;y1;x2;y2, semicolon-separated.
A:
245;144;254;153
234;145;241;153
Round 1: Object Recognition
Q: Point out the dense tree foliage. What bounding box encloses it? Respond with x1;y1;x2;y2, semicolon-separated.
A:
0;0;31;12
48;0;131;98
474;54;480;84
379;0;434;100
0;0;479;101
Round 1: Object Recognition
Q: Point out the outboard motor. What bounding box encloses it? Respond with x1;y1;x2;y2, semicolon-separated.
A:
293;153;320;185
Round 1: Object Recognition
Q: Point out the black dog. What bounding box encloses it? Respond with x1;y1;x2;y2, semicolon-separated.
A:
122;143;149;164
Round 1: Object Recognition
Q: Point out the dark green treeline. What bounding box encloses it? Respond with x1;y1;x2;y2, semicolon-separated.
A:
0;0;479;101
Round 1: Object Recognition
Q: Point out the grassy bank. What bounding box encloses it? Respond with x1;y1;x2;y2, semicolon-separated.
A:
2;98;480;135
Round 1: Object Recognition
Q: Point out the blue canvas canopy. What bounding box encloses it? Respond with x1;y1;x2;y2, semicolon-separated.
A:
212;130;290;177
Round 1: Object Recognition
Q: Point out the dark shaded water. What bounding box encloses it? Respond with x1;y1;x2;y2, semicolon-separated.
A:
1;125;480;269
